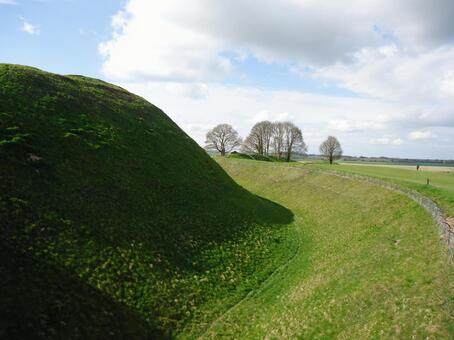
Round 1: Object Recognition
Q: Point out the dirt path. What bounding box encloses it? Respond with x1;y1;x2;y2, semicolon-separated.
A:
447;218;454;232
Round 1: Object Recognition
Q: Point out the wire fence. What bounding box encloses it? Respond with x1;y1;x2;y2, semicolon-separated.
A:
325;170;454;262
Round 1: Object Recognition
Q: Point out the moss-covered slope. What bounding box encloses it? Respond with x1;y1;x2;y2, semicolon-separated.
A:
0;64;294;338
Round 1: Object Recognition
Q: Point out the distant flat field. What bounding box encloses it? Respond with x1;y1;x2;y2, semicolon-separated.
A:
341;162;454;172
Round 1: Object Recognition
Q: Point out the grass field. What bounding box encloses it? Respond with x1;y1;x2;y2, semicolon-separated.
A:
204;158;454;339
304;162;454;217
342;162;454;172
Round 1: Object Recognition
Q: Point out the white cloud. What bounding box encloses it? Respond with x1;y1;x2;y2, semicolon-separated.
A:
99;0;454;158
160;82;209;100
250;110;295;124
316;44;454;101
0;0;18;4
21;18;40;35
100;0;454;81
440;71;454;96
370;137;404;145
314;42;454;131
408;131;434;140
328;119;385;132
96;0;381;81
98;1;231;81
118;81;423;154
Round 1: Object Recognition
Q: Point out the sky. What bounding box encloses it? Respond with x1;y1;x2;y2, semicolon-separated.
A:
1;0;454;159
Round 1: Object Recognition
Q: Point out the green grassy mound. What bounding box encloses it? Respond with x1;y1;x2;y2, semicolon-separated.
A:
0;243;154;339
207;159;454;338
0;64;295;337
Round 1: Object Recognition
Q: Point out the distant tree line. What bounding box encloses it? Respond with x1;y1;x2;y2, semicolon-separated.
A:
242;121;306;162
205;122;342;163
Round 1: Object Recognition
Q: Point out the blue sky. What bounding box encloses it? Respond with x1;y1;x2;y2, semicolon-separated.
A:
223;55;356;97
0;0;120;77
0;0;349;95
2;0;454;159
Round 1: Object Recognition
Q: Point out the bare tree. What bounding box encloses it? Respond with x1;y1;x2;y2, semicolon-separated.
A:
319;136;342;164
242;121;273;156
282;122;307;162
205;124;241;156
242;127;262;155
261;121;274;156
272;122;285;159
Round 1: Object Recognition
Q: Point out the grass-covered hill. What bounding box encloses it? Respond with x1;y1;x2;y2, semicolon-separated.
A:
0;64;294;338
209;158;454;338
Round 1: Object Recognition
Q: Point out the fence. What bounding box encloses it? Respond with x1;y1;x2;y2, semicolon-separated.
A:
325;170;454;262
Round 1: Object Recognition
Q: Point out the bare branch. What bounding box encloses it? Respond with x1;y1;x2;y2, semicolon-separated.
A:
242;121;273;156
205;124;241;156
319;136;342;164
243;120;306;162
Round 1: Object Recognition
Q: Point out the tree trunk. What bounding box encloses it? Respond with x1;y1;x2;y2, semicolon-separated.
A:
329;156;333;164
221;149;226;156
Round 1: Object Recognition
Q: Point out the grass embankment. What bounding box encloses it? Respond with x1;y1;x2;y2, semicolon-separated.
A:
228;151;293;162
0;64;297;338
206;158;454;338
305;162;454;217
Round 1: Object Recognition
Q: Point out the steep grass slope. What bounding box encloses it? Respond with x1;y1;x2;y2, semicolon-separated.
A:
0;64;294;338
207;159;454;338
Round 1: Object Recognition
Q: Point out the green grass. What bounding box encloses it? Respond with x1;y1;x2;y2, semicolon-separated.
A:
341;160;454;167
0;64;296;338
304;162;454;217
228;151;293;162
2;64;453;338
205;158;454;338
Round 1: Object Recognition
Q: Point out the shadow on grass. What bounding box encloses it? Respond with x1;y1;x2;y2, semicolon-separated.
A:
0;243;169;340
250;193;294;224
